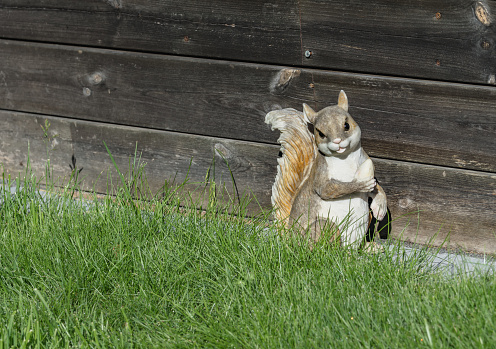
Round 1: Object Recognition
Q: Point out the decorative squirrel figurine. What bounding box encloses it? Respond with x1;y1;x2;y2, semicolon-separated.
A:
265;91;389;247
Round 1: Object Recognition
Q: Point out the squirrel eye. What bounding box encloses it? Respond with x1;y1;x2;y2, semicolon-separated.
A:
317;130;325;138
344;122;350;131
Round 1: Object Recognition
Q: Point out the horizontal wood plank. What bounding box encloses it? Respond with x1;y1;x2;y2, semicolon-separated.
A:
374;158;496;254
0;111;276;208
0;0;302;66
1;111;495;253
1;40;495;172
0;1;495;84
299;0;496;85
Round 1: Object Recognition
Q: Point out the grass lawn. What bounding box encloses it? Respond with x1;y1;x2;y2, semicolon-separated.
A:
0;170;495;348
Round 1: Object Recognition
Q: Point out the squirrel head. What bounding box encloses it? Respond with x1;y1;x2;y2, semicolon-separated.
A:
302;90;361;157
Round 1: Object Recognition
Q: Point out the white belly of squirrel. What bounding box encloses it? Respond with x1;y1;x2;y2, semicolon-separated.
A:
319;154;369;246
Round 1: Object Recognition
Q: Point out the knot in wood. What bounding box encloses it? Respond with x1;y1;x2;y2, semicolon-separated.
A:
481;40;491;50
488;74;496;85
398;198;413;209
90;72;104;85
270;68;301;93
106;0;122;9
475;2;491;26
214;143;232;159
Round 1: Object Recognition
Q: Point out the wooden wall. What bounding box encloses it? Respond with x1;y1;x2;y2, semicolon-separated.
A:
0;0;495;253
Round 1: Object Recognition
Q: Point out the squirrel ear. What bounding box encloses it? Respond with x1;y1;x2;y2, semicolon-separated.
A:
302;103;317;123
338;90;348;112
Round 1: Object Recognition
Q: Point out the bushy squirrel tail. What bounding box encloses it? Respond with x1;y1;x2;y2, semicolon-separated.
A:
265;108;317;222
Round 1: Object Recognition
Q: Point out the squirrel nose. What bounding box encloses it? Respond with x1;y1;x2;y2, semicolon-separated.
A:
332;138;342;144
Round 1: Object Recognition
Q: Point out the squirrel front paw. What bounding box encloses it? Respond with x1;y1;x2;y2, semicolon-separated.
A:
371;194;387;221
355;177;376;192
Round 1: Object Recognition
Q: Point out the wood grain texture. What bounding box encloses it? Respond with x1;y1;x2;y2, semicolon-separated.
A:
0;110;276;208
374;158;496;254
1;111;495;253
0;0;301;66
0;39;315;152
299;0;496;85
0;0;494;84
1;39;495;172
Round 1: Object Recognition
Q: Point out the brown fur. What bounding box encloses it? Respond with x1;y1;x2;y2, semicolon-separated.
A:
266;91;388;246
265;109;317;221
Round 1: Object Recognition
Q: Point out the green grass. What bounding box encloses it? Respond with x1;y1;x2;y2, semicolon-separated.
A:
0;169;495;348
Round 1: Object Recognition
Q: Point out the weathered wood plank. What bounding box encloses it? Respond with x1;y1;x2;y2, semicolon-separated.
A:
0;0;494;84
1;111;495;253
0;111;276;207
0;39;313;148
0;0;301;66
299;0;496;85
1;39;495;172
374;158;496;254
